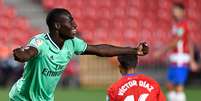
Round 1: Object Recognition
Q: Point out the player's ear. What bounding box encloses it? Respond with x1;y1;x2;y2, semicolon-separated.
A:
54;22;61;29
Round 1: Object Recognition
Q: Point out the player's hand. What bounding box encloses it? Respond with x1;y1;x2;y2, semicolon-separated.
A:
136;42;149;56
13;47;26;62
190;61;199;72
153;51;162;59
13;46;36;62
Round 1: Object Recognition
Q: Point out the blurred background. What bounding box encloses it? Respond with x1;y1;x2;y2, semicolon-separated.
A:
0;0;200;101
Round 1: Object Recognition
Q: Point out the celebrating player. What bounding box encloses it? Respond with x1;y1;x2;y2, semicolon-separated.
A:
155;3;196;101
107;54;166;101
9;8;149;101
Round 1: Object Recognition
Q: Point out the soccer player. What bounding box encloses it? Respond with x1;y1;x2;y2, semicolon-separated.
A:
155;3;195;101
107;55;166;101
9;8;149;101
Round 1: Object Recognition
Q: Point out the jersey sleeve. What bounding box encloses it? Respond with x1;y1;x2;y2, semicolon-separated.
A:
73;37;87;55
107;86;116;101
157;89;166;101
154;82;166;101
27;37;45;56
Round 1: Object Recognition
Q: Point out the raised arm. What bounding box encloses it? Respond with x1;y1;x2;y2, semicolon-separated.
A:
13;46;38;62
82;42;149;57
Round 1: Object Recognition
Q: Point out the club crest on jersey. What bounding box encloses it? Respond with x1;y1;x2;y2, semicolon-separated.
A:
34;38;43;47
176;27;184;37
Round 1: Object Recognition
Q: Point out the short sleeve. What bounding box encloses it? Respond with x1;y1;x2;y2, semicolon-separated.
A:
107;86;115;101
73;37;87;55
27;37;45;55
157;89;166;101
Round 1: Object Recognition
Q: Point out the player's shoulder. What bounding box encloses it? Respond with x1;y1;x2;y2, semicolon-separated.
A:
72;36;85;42
32;33;47;40
108;81;118;91
138;74;161;87
182;20;189;24
29;33;48;43
28;33;48;47
107;75;133;91
64;37;83;44
179;20;189;27
107;78;123;93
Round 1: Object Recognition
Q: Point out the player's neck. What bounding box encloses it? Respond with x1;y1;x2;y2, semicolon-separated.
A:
127;68;136;74
49;31;65;49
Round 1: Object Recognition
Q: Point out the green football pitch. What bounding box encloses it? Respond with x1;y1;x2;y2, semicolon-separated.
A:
1;86;201;101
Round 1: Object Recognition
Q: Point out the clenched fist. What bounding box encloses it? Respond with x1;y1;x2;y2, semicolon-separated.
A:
136;42;149;56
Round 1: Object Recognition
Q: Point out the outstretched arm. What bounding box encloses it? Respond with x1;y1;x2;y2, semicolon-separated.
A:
157;38;178;55
82;42;149;57
13;46;38;62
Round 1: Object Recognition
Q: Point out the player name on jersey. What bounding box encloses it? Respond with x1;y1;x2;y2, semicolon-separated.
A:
118;80;154;96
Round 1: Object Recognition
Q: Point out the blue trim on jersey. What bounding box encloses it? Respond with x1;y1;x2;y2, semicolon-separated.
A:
124;73;140;77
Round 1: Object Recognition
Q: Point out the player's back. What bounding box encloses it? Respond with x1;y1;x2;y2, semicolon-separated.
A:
107;74;166;101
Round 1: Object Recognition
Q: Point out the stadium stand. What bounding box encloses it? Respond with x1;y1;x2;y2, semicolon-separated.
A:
40;0;201;86
0;0;200;87
41;0;200;58
0;0;39;59
0;0;200;62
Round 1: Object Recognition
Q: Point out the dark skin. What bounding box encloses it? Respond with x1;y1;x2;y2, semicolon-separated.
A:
13;14;149;62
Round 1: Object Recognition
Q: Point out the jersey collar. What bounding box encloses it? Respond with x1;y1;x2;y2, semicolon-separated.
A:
123;73;138;77
47;33;60;50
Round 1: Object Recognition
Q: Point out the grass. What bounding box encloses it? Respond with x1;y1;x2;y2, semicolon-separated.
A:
54;88;106;101
1;86;201;101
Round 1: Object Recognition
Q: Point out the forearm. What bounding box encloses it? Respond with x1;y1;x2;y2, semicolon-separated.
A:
14;52;32;62
13;46;38;62
84;44;137;57
161;39;177;54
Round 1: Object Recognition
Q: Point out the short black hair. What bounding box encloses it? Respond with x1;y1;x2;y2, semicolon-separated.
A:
117;54;138;68
46;8;73;28
173;3;185;10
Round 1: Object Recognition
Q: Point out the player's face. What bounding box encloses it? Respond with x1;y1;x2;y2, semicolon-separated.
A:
58;15;77;39
173;7;184;20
